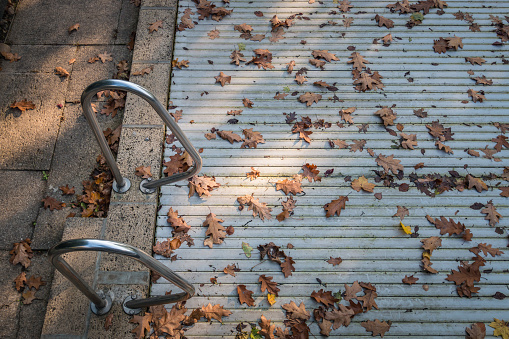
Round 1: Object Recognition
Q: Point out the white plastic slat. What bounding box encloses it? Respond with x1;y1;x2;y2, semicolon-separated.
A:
154;0;509;336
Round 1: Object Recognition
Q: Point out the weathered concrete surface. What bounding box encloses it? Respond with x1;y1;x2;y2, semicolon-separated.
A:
41;218;104;338
7;0;126;45
31;104;122;250
132;8;177;62
0;171;46;249
111;127;164;204
100;203;157;272
123;63;170;125
0;73;68;170
0;251;22;339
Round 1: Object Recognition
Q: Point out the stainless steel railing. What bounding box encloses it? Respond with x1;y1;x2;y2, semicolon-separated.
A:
81;79;202;194
48;239;195;315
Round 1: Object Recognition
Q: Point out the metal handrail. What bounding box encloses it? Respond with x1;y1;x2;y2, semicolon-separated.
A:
48;239;195;315
81;79;202;193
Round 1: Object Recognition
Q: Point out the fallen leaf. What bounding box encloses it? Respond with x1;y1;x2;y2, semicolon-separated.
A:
267;293;276;306
312;50;339;62
402;275;419;285
26;275;46;290
135;166;152;179
470;243;504;257
299;92;322;106
59;185;75;195
324;304;354;329
55;67;70;77
282;301;310;320
149;20;163;33
327;257;342;266
393;206;409;220
237;285;255;306
132;65;153;76
490;319;509;339
214;72;231;86
243;98;254;108
201;303;232;322
421;236;442;254
68;23;80;33
468;89;486;103
14;272;27;292
275;179;303;195
217;130;242;144
466;322;486;339
42;196;64;211
374;106;397;126
224;264;240;276
481;202;502;227
376;154;404;174
11;100;35;112
172;58;189;69
361;319;392;337
203;213;227;248
400;221;412;235
188;175;220;198
104;313;113;330
375;14;394;28
242;242;253;257
259;315;276;338
312;289;339;308
465;57;486;65
259;275;280;296
351;176;375;192
247;167;260;180
22;290;36;304
237;194;272;220
324;196;349;217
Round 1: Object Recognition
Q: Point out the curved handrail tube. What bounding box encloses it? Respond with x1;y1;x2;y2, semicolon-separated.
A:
80;79;202;191
48;239;194;312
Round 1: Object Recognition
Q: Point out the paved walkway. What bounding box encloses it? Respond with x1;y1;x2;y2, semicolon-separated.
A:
0;0;137;337
155;0;509;337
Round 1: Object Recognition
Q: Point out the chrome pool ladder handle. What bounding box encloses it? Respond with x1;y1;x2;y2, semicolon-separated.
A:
48;238;195;315
81;79;202;194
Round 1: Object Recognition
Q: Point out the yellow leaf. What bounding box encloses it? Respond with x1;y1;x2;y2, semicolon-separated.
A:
267;293;276;306
422;252;431;259
490;319;509;339
400;221;412;235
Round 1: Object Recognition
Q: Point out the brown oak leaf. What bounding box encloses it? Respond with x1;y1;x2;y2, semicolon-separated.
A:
276;179;303;195
237;284;255;306
237;194;272;220
465;322;486;339
299;92;322;106
312;50;339;62
311;289;339;308
214;72;231;86
14;272;27;292
376;154;403;174
351;176;375;192
374;106;397;126
324;196;348;217
324;304;354;329
10;100;35;112
402;275;419;285
42;196;64;211
135;165;152;179
22;290;36;305
241;128;265;148
375;14;394;28
301;163;321;182
393;205;409;220
148;20;163;33
201;303;232;322
217;130;242;144
203;213;227;248
421;236;442;254
361;319;392;337
188;175;220;198
481;202;502;227
259;275;280;296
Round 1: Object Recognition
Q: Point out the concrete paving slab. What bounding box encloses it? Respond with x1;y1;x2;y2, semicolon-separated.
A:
66;45;132;103
86;284;148;339
7;0;125;45
100;203;156;272
0;45;77;74
142;0;177;7
0;171;46;249
117;0;140;45
0;251;22;339
0;73;68;170
132;8;177;62
123;63;170;125
111;127;164;203
41;217;103;338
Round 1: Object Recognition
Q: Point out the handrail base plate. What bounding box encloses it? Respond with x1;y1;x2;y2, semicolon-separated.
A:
112;178;131;193
123;295;143;315
90;293;113;315
139;178;157;194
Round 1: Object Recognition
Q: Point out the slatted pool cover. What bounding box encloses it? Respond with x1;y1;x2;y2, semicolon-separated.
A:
154;0;509;337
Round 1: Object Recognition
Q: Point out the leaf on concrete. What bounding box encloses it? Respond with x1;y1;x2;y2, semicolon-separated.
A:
393;206;409;220
301;163;321;182
466;174;488;192
468;89;486;103
375;14;394;28
68;23;80;33
14;272;26;292
135;166;152;179
230;50;246;65
324;304;354;329
224;264;240;277
312;50;339;62
55;66;70;77
26;275;46;290
10;100;35;112
167;207;191;233
276;179;303;195
22;289;37;305
347;52;369;71
148;20;163;33
259;315;276;339
421;236;442;254
242;242;253;257
247;167;260;180
241;128;265;148
282;301;310;320
465;57;486;65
